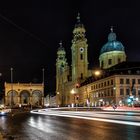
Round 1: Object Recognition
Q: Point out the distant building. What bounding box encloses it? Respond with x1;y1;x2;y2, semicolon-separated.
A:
5;82;44;107
56;13;140;107
44;94;57;107
79;63;140;106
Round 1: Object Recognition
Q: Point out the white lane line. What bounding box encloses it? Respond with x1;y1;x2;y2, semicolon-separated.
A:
31;111;140;127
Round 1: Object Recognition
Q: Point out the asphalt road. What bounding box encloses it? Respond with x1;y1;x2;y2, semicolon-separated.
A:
0;111;140;140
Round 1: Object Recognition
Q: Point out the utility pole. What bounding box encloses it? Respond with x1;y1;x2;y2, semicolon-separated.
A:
10;68;14;108
42;68;45;108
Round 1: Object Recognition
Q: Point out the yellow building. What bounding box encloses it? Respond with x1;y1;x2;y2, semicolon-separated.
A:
5;82;44;107
78;71;140;106
56;13;92;106
56;14;140;107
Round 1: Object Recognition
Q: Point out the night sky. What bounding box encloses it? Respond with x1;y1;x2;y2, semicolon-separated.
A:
0;0;140;93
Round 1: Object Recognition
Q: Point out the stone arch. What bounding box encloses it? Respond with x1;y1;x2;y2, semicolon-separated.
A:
32;90;42;106
20;90;30;105
7;90;18;105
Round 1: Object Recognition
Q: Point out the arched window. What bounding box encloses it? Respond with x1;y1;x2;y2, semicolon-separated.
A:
108;59;112;65
80;54;83;60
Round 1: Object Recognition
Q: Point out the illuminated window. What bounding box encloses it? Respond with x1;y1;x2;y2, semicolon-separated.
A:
108;59;112;65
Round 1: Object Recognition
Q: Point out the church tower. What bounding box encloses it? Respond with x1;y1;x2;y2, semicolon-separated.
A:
99;27;126;69
71;13;88;82
56;41;69;92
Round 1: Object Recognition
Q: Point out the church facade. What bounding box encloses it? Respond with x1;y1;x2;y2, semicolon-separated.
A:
56;14;140;107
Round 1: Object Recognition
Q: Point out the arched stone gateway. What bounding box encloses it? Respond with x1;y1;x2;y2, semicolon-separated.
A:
5;82;44;107
7;90;18;106
20;90;30;105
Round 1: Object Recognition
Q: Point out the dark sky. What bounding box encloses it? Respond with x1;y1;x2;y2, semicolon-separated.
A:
0;0;140;93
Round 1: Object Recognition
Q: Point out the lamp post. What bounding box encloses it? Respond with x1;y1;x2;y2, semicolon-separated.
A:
71;88;78;110
93;70;102;106
10;67;14;108
42;68;45;108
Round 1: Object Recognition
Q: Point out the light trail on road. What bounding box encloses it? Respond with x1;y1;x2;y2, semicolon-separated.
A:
31;110;140;127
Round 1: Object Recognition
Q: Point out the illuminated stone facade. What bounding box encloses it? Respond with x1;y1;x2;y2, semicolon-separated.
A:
56;14;92;106
78;74;140;106
5;82;44;106
56;14;132;107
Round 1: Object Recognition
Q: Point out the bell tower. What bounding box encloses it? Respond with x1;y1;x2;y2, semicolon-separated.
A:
56;41;69;91
71;13;88;82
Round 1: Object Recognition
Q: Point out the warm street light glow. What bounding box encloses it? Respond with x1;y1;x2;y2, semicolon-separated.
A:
71;89;75;94
94;70;101;76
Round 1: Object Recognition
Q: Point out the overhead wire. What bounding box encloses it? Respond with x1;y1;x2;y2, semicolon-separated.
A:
0;13;47;46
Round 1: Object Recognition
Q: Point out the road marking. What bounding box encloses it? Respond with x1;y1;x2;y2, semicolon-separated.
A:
31;111;140;127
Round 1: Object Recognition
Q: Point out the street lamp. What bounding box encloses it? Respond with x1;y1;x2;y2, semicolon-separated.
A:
70;88;78;110
42;68;45;108
93;70;102;78
10;67;14;108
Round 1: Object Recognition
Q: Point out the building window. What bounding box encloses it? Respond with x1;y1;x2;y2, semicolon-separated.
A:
108;90;110;96
107;81;110;86
138;79;140;84
126;88;130;95
81;73;83;79
120;79;124;84
91;86;93;90
111;89;113;96
120;89;124;95
111;80;113;85
126;79;130;84
118;58;121;63
104;82;106;86
101;61;104;68
132;79;135;84
132;88;136;95
96;84;97;89
138;89;140;95
101;83;103;87
80;54;83;60
108;59;112;65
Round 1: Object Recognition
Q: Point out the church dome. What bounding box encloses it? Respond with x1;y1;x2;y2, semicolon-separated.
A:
100;27;125;55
